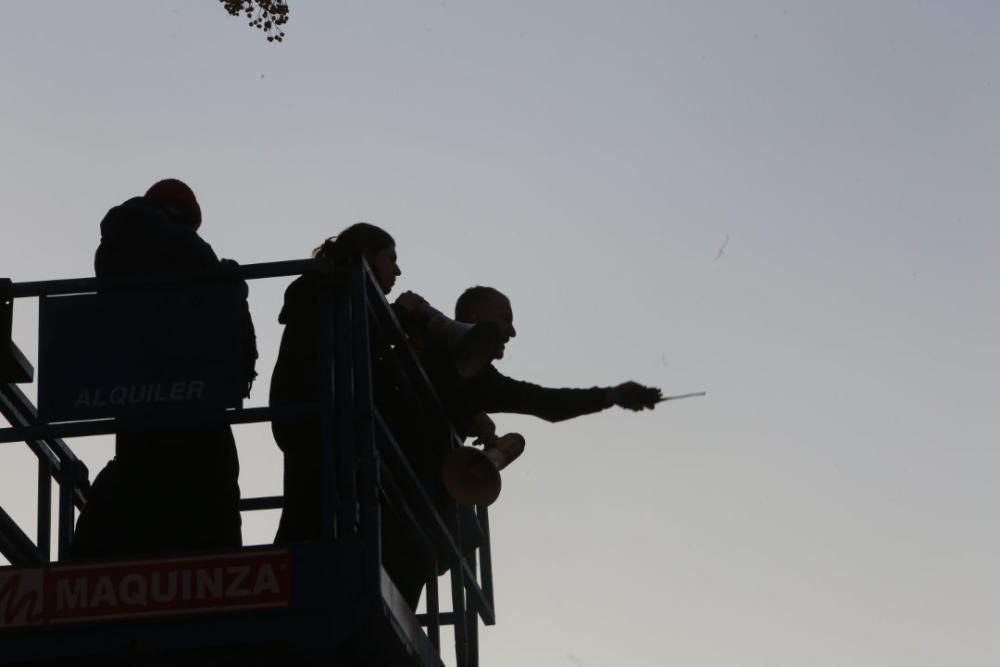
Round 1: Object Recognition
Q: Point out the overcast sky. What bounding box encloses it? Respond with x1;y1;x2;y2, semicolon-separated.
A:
2;3;999;666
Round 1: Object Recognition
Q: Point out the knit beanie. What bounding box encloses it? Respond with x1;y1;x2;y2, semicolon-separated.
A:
144;179;202;230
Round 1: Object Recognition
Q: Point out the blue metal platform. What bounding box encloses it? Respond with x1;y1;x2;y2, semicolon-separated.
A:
0;260;494;666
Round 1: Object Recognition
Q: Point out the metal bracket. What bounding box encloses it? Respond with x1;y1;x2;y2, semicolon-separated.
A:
1;279;33;383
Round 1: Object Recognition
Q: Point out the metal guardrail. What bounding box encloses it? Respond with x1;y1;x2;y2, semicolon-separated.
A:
0;258;495;667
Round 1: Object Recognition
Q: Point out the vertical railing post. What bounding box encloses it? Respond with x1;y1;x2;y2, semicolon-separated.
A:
462;511;480;667
350;265;381;593
36;457;51;562
426;567;441;649
477;505;495;611
334;277;358;538
450;509;470;667
56;457;76;560
319;284;339;546
466;580;480;667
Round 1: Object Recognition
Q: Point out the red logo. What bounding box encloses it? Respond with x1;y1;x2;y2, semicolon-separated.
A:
0;569;45;627
0;549;290;628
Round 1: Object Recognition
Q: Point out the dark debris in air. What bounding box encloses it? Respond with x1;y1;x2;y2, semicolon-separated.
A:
714;233;730;261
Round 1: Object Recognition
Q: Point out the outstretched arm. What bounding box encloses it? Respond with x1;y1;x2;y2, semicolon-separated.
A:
471;367;660;423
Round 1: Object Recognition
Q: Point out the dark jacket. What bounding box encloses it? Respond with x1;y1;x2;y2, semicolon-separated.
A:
95;197;219;276
269;272;329;435
270;271;416;447
73;197;255;559
426;359;608;438
467;365;608;422
268;270;440;587
96;197;258;396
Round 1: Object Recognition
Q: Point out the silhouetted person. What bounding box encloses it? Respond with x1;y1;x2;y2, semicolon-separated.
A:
72;179;257;559
270;223;401;544
384;284;659;613
389;287;659;607
271;224;440;608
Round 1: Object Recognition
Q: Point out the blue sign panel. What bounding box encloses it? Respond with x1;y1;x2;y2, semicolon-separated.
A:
37;286;247;422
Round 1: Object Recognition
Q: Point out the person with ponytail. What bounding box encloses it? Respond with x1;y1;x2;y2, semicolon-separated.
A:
270;223;401;542
271;222;449;609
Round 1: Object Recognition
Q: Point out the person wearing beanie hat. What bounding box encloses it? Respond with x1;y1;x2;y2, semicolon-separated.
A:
73;180;257;560
94;179;216;275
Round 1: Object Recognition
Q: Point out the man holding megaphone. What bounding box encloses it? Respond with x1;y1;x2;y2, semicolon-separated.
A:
396;285;660;447
431;286;661;507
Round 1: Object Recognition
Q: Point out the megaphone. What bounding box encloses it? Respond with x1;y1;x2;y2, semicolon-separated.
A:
417;308;501;378
442;433;526;506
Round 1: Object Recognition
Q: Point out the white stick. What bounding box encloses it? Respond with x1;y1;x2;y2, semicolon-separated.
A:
656;391;707;403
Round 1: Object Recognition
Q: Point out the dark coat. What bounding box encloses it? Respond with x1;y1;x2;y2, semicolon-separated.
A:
269;272;424;542
467;365;608;422
426;357;608;439
95;197;219;275
72;197;256;560
268;272;328;544
269;272;442;608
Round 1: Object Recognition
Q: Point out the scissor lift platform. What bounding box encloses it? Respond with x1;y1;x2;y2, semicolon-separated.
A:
0;260;494;667
0;542;443;666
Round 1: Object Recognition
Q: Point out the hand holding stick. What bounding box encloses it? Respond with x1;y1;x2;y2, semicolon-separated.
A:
606;382;662;410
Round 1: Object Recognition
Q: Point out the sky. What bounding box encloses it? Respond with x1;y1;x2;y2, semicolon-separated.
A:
1;2;999;665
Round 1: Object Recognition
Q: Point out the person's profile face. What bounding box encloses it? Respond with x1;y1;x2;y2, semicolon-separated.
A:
475;294;516;359
367;245;400;294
